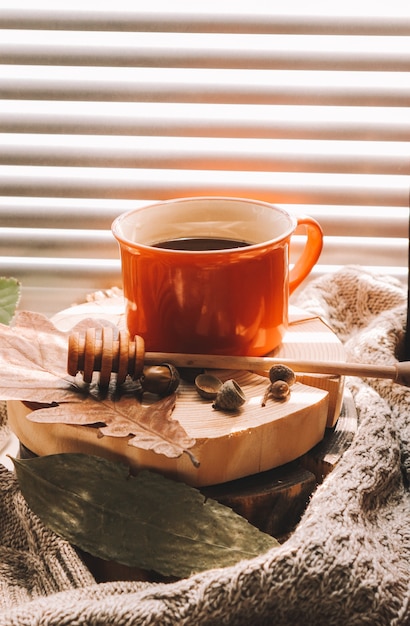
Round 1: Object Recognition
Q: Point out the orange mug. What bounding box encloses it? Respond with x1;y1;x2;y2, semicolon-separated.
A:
112;197;323;356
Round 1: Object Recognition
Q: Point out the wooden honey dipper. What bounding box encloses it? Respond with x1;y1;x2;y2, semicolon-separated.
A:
67;327;410;388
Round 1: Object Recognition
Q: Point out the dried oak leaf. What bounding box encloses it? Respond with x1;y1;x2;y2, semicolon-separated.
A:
0;311;82;403
0;311;197;464
0;311;120;402
28;393;198;465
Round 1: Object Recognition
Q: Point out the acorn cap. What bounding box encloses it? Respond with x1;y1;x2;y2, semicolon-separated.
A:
195;373;222;400
269;364;296;386
212;379;246;411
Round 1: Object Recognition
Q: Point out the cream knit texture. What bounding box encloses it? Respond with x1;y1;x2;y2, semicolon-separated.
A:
0;267;409;625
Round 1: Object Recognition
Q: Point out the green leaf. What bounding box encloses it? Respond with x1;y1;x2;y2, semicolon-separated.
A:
11;453;279;578
0;277;20;325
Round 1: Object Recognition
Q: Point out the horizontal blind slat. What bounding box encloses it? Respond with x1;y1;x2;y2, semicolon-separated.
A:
0;228;116;258
2;5;410;35
290;206;408;238
4;258;406;288
0;166;408;206
2;101;410;141
2;32;410;71
303;238;408;267
1;135;409;175
0;197;136;228
2;66;410;106
2;231;406;268
0;256;121;284
0;199;407;237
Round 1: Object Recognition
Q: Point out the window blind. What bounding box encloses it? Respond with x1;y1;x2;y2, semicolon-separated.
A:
1;2;409;316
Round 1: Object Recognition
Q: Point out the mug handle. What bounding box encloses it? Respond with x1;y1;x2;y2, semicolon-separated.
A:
289;216;323;294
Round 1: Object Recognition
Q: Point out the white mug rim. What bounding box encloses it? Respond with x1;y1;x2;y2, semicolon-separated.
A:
112;196;297;254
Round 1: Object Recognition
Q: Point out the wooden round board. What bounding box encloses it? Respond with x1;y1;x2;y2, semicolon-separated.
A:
7;300;346;488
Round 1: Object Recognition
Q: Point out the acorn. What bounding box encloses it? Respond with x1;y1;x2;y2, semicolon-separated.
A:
269;380;290;400
261;366;294;407
195;373;222;400
268;364;296;386
139;363;180;396
212;379;246;411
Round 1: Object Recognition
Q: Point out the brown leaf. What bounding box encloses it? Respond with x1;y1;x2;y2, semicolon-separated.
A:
0;312;76;403
0;312;115;403
27;393;198;464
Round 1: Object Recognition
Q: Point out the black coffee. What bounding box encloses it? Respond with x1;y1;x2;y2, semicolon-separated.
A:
154;237;251;251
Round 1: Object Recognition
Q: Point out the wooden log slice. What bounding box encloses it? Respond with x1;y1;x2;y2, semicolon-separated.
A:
7;372;329;487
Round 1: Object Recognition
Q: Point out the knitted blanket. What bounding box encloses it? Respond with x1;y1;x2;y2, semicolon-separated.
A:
0;267;409;625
